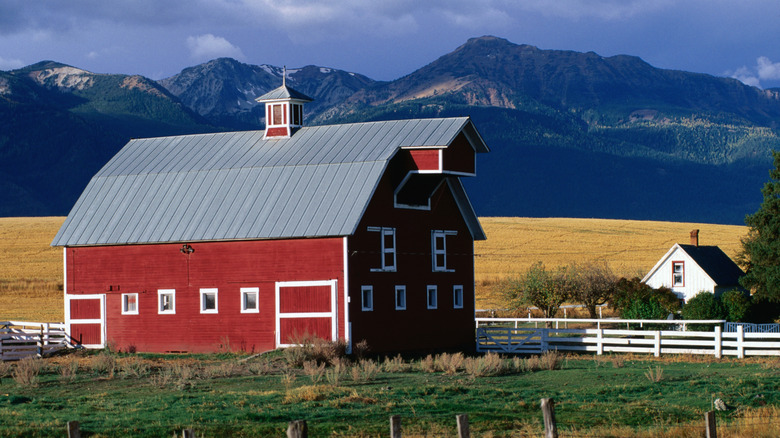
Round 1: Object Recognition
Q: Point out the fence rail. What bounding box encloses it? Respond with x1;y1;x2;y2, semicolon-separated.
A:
0;321;70;361
476;318;780;358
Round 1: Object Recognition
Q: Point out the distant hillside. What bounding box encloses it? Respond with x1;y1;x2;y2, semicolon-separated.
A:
158;58;375;129
3;37;780;224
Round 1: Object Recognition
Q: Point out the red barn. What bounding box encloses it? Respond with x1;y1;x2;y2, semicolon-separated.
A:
52;82;489;353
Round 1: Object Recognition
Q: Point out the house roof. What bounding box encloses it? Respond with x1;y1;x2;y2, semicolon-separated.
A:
642;243;744;287
52;117;488;247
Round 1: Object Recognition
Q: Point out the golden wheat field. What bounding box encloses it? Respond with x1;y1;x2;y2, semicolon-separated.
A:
0;216;748;321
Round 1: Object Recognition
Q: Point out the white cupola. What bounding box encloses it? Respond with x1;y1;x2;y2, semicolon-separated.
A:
255;67;313;139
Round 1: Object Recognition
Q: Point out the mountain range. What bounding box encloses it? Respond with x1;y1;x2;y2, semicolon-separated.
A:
2;36;779;224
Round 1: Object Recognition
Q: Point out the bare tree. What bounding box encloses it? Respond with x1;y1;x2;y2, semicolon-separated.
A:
569;261;618;318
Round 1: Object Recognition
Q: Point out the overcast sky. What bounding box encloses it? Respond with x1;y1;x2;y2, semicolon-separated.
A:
2;0;780;89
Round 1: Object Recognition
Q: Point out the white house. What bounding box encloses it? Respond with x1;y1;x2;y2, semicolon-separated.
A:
642;230;744;302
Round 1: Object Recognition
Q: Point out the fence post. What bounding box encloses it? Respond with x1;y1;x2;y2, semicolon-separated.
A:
456;414;470;438
737;325;745;359
182;429;195;438
653;331;661;357
705;411;717;438
541;329;549;352
596;329;603;355
390;415;402;438
714;326;722;359
541;398;558;438
67;421;81;438
287;420;307;438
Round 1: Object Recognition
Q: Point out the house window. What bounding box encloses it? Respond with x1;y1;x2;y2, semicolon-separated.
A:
241;287;259;313
361;285;373;311
367;227;396;271
672;261;684;287
453;285;464;309
200;288;218;314
158;289;175;314
121;293;138;315
432;230;457;272
427;285;438;309
395;285;407;310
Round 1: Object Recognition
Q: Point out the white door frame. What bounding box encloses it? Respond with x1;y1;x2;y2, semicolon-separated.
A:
275;280;337;348
64;293;106;349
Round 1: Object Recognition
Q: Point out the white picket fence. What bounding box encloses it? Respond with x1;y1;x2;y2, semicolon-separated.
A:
0;321;70;361
476;318;780;358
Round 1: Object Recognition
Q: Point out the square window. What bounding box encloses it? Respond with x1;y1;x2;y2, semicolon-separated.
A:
361;285;373;311
432;230;456;272
368;227;396;272
241;287;259;313
158;289;175;314
395;285;406;310
427;285;438;309
453;285;464;309
200;288;218;314
121;293;138;315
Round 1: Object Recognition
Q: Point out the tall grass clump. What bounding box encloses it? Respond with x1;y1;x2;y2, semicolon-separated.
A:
382;354;408;373
464;352;507;377
12;357;43;387
90;351;117;378
351;359;380;383
283;333;347;367
434;352;465;375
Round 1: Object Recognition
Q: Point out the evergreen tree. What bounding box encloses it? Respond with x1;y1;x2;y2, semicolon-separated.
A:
740;151;780;301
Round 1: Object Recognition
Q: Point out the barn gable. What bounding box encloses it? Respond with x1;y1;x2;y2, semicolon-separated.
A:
52;117;488;247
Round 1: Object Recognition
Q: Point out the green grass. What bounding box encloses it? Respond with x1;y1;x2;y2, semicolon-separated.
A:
1;351;778;437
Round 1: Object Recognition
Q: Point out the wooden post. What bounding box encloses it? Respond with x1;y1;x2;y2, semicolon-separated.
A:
737;325;745;359
714;326;722;359
456;414;470;438
182;429;195;438
390;415;401;438
541;398;558;438
705;411;717;438
653;331;661;357
287;420;307;438
596;328;603;355
67;421;81;438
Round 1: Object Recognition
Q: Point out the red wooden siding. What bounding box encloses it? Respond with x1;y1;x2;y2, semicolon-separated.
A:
442;133;475;175
65;237;345;353
70;323;101;346
348;151;477;353
280;318;331;344
70;299;101;319
266;127;288;137
408;149;441;171
279;286;332;313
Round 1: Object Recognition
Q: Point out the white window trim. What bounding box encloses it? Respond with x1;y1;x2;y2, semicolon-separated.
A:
240;287;260;313
672;261;685;287
432;230;457;272
367;226;397;272
453;285;464;309
121;293;139;315
361;285;374;311
200;288;219;314
395;285;407;310
158;289;176;315
427;285;438;310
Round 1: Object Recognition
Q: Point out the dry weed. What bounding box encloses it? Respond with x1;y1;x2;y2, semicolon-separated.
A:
12;357;43;387
434;352;465;375
90;352;117;378
418;355;436;373
351;359;380;383
382;354;408;373
644;365;664;383
303;360;326;384
464;352;506;377
58;357;79;381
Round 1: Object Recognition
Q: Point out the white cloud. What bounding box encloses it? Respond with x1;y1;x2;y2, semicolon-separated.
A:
186;34;245;61
0;56;24;70
729;65;760;88
757;56;780;81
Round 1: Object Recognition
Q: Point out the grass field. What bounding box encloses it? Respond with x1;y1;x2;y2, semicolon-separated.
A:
0;216;748;321
0;350;778;437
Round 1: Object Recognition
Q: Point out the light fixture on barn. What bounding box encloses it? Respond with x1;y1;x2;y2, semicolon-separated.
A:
180;244;194;254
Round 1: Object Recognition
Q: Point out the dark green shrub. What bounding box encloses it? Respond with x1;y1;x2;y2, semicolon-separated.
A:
720;289;752;322
681;291;726;330
611;278;681;319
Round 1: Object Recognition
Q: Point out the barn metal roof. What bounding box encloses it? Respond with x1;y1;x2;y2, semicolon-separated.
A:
52;117;488;246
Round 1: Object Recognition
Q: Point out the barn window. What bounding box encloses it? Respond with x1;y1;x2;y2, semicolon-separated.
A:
432;230;457;272
672;261;684;287
241;287;259;313
361;285;373;311
158;289;175;314
427;285;438;309
395;285;406;310
367;227;396;272
200;288;218;314
453;285;464;309
121;293;138;315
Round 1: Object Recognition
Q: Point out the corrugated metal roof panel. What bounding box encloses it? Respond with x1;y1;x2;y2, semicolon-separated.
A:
53;117;487;246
